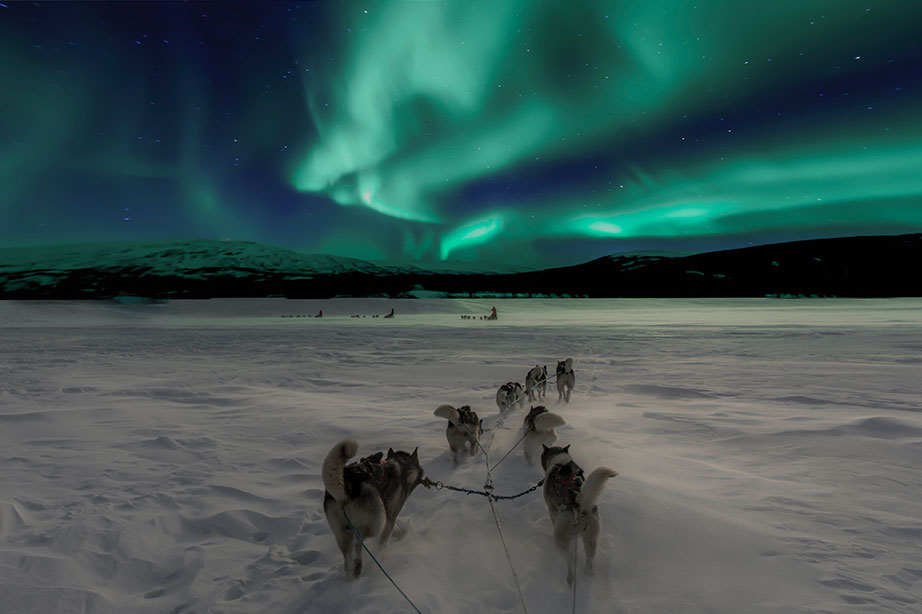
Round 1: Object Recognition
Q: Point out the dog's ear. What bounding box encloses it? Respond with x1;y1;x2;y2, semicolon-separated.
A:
564;444;571;452
411;447;419;462
542;444;549;451
387;447;395;459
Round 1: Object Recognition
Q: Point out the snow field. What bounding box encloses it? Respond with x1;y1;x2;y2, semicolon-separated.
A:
1;298;920;613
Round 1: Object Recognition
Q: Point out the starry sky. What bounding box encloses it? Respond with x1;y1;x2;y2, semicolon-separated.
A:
2;0;920;268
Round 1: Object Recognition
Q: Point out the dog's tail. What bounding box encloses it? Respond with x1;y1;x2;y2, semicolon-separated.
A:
322;438;359;504
434;404;460;423
577;467;618;509
533;411;566;433
564;357;573;373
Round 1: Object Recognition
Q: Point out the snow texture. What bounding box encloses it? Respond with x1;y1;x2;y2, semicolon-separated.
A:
1;298;921;613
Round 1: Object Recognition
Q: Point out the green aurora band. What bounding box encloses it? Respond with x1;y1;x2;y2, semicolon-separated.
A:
292;0;922;261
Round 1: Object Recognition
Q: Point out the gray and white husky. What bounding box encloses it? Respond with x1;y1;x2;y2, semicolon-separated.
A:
522;405;565;465
556;358;575;403
496;381;525;412
540;444;618;586
434;404;483;464
525;365;548;401
322;439;425;579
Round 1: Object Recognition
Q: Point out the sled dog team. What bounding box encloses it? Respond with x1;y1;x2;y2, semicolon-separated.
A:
322;357;618;587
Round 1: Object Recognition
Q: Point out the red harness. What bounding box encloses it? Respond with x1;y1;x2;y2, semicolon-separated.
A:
356;457;388;489
549;463;583;509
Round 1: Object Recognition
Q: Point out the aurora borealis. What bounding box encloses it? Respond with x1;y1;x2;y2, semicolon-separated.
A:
2;1;920;267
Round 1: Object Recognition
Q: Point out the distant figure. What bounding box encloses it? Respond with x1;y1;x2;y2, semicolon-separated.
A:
315;309;323;318
486;306;498;321
384;308;395;319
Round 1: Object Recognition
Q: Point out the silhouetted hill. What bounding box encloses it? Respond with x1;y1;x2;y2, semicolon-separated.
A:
1;234;919;299
509;233;921;298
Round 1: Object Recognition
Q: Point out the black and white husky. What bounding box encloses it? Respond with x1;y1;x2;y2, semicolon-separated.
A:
556;358;575;403
525;365;548;401
496;381;525;412
322;439;425;579
434;404;483;464
522;405;565;465
540;444;618;586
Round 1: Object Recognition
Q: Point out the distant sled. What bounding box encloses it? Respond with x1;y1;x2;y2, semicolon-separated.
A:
111;295;168;305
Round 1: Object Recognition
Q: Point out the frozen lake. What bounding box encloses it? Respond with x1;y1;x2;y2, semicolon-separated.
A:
1;298;920;613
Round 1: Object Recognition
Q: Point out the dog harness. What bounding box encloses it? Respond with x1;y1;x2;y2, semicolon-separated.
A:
359;457;389;491
548;461;584;509
454;405;479;427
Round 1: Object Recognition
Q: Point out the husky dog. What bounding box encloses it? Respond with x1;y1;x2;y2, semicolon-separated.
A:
496;381;525;412
322;439;425;579
434;404;483;464
556;358;575;403
525;365;548;401
522;405;565;465
540;444;618;586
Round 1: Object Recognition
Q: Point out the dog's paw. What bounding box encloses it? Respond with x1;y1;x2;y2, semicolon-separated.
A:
392;521;409;541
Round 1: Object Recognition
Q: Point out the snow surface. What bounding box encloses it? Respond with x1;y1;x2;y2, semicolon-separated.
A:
1;298;920;614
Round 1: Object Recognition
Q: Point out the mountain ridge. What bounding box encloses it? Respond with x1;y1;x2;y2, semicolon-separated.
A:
1;234;919;299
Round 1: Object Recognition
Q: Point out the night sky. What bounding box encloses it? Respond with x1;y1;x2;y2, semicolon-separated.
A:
2;1;921;268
